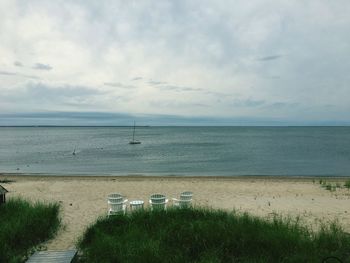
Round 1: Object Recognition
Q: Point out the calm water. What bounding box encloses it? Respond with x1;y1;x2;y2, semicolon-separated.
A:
0;126;349;176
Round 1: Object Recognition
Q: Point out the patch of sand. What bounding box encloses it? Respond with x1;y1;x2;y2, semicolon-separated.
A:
2;175;350;250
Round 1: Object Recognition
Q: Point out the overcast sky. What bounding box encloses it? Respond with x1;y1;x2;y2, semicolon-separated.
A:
0;0;350;125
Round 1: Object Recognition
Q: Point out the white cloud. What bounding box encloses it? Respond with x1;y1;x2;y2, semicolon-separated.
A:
0;0;349;123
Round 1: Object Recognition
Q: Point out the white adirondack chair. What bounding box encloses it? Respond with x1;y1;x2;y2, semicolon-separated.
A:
172;191;193;208
149;194;168;210
108;201;127;216
107;193;128;216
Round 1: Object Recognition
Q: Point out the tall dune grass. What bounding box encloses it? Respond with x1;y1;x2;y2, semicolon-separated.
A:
345;179;350;189
77;208;350;263
0;198;61;263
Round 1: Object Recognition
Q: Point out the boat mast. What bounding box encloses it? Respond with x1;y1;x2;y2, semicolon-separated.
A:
132;121;136;142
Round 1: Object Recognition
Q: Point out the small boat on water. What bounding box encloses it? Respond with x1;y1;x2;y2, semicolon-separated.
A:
129;121;141;144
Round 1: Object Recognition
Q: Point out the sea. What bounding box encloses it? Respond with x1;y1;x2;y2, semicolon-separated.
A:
0;126;349;176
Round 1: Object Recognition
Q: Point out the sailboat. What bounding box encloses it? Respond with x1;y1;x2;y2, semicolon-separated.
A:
129;121;141;144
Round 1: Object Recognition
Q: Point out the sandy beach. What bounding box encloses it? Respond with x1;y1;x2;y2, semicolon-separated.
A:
1;175;350;250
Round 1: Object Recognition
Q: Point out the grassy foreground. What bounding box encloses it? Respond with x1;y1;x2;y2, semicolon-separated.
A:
0;198;61;263
78;208;350;263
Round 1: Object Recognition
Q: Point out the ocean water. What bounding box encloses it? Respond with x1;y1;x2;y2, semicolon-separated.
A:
0;126;349;176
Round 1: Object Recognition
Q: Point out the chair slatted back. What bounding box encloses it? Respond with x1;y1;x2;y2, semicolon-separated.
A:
108;193;123;198
178;191;193;208
109;197;124;203
180;191;193;201
150;194;167;210
150;194;166;204
108;193;124;203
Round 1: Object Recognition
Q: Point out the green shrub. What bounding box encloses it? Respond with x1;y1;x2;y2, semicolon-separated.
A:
325;184;333;191
344;180;350;189
77;208;350;263
0;198;61;263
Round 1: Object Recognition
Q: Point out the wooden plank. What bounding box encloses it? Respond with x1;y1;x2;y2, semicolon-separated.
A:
26;249;77;263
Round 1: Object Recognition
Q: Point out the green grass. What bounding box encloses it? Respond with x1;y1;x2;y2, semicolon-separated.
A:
77;208;350;263
0;178;15;183
319;180;337;192
325;183;333;191
344;180;350;190
0;198;61;263
319;179;350;192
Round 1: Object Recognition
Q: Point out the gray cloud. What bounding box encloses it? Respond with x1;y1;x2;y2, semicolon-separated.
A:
14;61;23;67
148;80;167;86
150;100;208;108
32;63;53;71
131;77;143;81
26;83;103;98
232;98;266;108
0;71;17;76
158;85;202;92
1;83;104;104
0;111;139;126
104;82;137;89
1;111;349;126
256;55;282;61
263;75;281;79
0;70;39;79
205;91;230;97
265;102;299;109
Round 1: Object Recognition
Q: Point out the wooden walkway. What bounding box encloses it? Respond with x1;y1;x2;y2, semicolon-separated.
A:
26;249;77;263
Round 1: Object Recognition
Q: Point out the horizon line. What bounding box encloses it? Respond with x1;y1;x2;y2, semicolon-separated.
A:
0;125;350;128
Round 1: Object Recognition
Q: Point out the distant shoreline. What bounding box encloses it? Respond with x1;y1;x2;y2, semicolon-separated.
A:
1;173;350;180
0;125;151;128
1;125;350;127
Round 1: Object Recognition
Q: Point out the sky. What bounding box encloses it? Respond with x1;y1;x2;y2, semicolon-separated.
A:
0;0;350;125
